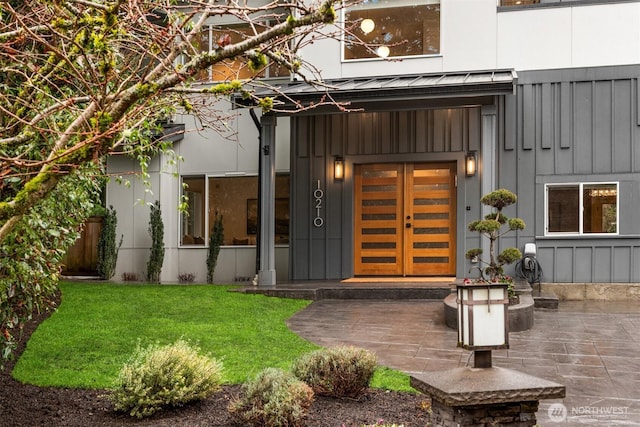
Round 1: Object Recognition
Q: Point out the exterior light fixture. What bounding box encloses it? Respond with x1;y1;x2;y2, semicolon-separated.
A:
360;18;375;35
465;151;477;177
457;280;509;368
376;45;390;58
334;157;344;181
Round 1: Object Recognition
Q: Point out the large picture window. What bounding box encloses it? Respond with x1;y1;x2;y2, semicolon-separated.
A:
344;0;440;60
180;174;290;246
546;183;618;235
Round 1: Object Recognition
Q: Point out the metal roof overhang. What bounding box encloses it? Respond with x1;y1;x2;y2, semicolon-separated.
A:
234;69;517;114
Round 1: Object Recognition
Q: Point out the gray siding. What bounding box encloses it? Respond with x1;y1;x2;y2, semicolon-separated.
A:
501;65;640;283
291;108;482;280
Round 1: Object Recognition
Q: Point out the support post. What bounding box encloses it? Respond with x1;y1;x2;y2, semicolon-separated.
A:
258;115;276;286
481;106;497;258
473;350;492;369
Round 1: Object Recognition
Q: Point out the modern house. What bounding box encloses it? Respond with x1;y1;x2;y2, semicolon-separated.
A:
107;0;640;294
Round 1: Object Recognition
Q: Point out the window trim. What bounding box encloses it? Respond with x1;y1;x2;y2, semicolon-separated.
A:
544;181;619;237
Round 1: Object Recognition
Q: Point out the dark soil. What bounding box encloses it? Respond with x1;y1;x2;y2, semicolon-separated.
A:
0;292;431;426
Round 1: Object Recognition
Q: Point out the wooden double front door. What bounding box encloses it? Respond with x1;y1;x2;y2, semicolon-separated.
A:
354;162;456;276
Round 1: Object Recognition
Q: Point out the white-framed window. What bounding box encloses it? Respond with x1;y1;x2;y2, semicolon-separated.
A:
187;23;291;82
545;182;618;236
180;174;290;246
343;0;440;60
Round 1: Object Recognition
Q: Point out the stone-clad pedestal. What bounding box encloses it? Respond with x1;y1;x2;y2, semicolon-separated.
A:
411;367;565;426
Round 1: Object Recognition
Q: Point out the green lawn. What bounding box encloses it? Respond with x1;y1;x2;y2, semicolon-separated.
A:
13;282;413;392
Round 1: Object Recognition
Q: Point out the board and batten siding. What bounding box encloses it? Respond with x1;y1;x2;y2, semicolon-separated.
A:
290;108;482;280
500;65;640;283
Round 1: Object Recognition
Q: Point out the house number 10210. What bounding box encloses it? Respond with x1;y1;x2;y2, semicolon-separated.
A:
313;180;324;228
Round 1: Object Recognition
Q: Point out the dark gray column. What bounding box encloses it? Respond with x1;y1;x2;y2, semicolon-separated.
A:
258;115;276;286
481;105;497;259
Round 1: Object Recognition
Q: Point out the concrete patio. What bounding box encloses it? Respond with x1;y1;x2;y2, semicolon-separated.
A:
287;298;640;426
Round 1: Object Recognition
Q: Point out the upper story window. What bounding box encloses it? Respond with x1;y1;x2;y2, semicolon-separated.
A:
192;24;290;82
545;183;618;236
343;0;440;60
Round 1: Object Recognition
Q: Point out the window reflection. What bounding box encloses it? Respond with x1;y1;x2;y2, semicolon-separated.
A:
546;183;618;235
344;1;440;60
180;175;290;246
187;24;290;82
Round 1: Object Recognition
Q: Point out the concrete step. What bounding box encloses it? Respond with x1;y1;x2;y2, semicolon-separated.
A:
238;286;452;301
532;291;559;310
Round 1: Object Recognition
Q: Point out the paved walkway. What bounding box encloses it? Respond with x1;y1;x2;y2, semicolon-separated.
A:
287;299;640;426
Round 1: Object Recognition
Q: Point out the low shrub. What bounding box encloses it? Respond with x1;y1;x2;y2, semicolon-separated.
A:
292;345;377;398
121;272;138;282
109;339;223;418
177;272;195;284
228;367;314;427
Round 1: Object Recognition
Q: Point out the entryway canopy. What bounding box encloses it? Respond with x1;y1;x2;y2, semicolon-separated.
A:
234;69;517;112
238;69;517;286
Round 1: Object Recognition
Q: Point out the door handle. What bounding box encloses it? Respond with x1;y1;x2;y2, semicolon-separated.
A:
406;223;411;228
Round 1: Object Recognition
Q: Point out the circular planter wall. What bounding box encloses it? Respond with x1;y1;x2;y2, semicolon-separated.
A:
443;279;534;333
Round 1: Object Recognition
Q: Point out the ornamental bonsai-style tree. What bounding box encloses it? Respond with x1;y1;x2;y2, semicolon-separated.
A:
465;189;525;282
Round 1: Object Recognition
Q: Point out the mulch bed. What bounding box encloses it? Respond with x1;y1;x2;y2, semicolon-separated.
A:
0;291;432;426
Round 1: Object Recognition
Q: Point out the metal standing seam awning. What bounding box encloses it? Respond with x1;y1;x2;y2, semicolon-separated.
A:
234;69;517;111
242;69;517;286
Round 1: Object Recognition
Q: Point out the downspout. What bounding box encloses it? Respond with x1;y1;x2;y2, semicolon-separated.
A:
249;108;261;278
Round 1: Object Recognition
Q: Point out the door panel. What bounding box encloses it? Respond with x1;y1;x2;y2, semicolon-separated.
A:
355;162;456;276
405;163;456;275
354;164;404;275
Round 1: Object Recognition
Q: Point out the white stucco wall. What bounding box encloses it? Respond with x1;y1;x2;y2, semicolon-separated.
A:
300;0;640;79
107;102;291;283
497;2;640;70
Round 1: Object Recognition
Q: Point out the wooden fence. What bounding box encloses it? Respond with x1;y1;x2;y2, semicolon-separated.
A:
61;216;103;276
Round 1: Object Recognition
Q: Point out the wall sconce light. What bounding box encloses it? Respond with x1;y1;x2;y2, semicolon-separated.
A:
465;151;477;177
457;281;509;368
334;157;344;181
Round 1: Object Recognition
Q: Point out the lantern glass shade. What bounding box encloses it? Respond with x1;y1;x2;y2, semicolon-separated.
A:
457;283;509;350
465;152;477;177
334;157;344;181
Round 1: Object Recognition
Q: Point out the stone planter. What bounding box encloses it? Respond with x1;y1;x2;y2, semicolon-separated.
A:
444;278;534;332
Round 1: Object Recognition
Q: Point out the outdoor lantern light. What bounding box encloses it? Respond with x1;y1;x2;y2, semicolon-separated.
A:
360;18;375;35
465;151;477;177
457;280;509;368
334;157;344;181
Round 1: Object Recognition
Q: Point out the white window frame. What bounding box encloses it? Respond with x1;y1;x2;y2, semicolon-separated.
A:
544;182;619;236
